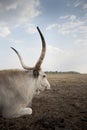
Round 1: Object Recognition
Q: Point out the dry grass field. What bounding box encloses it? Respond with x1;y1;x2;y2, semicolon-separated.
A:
0;73;87;130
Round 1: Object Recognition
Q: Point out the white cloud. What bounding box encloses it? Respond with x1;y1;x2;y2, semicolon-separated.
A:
46;15;79;34
74;39;87;46
59;15;70;19
70;15;76;21
0;26;11;37
59;15;76;21
58;20;84;35
46;24;58;30
43;45;66;71
0;0;17;11
26;24;37;34
0;0;40;26
73;0;81;7
46;15;84;35
47;45;64;54
83;3;87;9
4;2;17;11
79;25;87;33
44;44;87;73
46;14;87;49
10;39;24;44
67;0;83;8
0;0;40;37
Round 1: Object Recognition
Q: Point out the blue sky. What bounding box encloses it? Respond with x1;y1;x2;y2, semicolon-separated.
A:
0;0;87;73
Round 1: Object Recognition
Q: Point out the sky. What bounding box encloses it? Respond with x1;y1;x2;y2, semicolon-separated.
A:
0;0;87;73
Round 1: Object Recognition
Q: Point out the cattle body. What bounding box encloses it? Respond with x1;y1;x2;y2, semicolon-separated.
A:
0;27;50;118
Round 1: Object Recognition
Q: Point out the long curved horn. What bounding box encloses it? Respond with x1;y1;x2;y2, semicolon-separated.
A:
11;47;34;70
11;27;46;70
35;27;46;69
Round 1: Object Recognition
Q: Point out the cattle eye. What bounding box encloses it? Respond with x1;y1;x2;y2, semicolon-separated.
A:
43;75;46;78
33;70;39;78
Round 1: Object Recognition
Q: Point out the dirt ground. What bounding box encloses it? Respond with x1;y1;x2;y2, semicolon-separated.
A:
0;74;87;130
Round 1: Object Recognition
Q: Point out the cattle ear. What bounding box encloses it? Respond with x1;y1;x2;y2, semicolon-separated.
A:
33;69;39;78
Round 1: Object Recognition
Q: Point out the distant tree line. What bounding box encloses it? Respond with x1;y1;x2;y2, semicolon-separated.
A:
45;71;80;74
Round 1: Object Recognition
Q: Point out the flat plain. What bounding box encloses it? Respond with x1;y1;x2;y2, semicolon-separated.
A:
0;73;87;130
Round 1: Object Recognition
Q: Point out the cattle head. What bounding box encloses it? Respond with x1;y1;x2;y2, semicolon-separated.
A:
11;27;50;94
